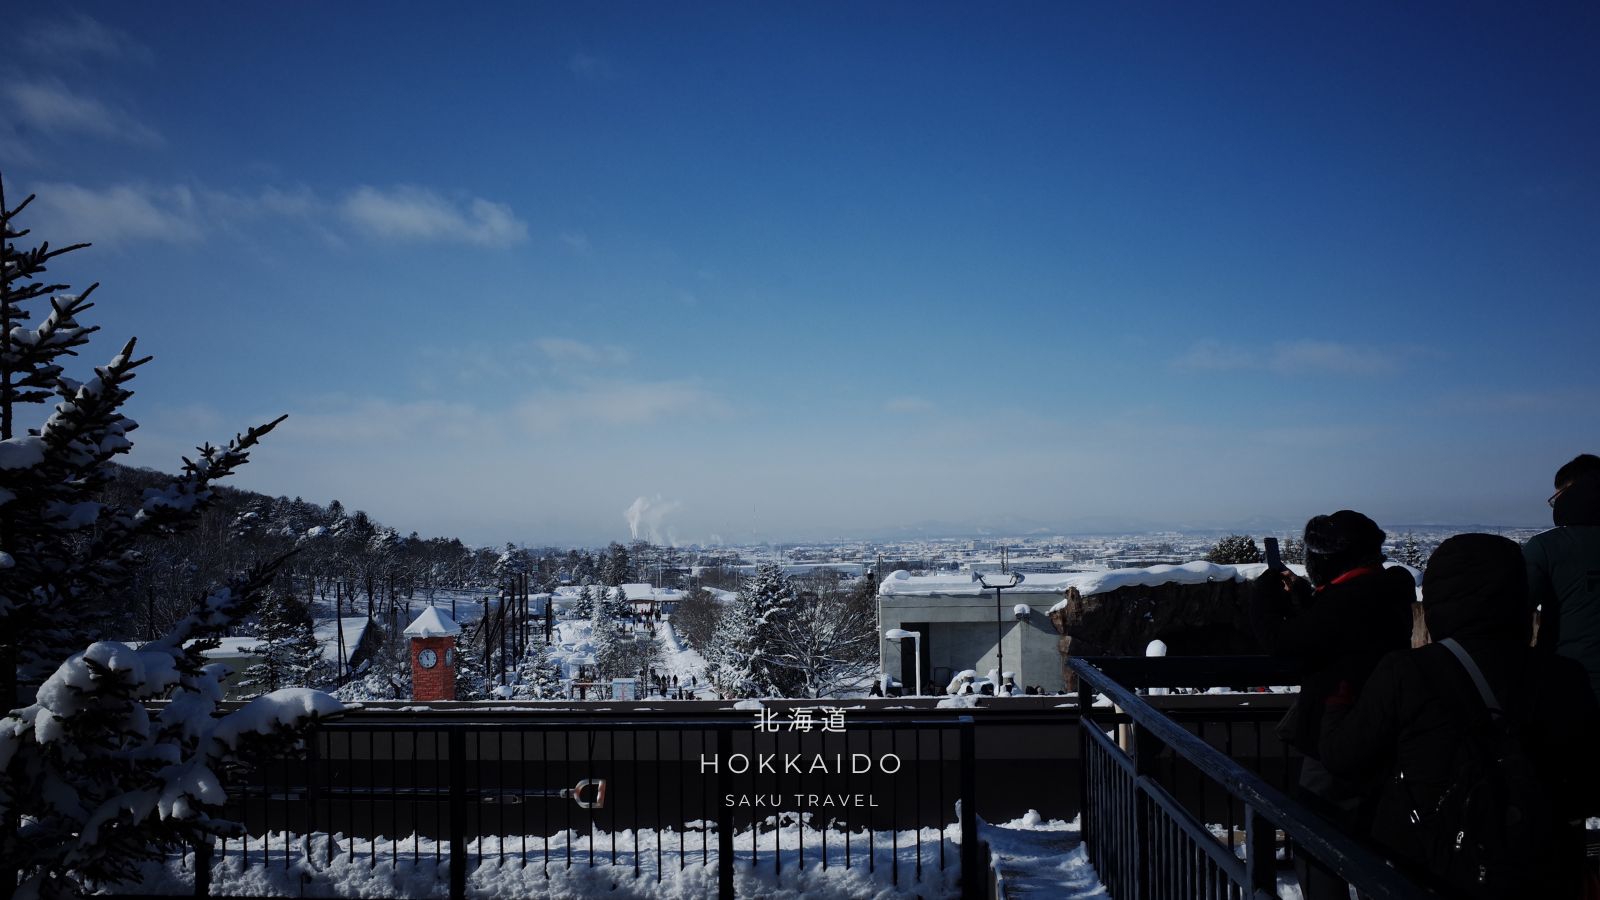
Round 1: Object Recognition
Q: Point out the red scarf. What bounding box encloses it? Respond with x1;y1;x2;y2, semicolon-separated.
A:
1316;565;1385;593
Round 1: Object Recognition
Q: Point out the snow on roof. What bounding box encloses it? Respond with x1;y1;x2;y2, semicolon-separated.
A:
877;569;1083;597
403;607;461;638
316;617;376;663
1039;560;1420;614
621;583;656;600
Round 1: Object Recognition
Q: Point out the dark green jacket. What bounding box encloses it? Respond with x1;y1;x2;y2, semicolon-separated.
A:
1526;477;1600;700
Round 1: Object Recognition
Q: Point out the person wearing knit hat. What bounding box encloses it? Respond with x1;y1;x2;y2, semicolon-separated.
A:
1250;509;1416;900
1321;534;1600;897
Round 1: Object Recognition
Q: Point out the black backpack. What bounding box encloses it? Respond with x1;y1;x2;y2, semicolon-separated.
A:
1401;639;1555;899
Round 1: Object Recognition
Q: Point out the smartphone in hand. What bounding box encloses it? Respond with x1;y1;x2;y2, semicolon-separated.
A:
1264;537;1285;572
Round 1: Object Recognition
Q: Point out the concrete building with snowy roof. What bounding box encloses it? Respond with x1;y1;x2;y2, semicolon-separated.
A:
877;569;1076;694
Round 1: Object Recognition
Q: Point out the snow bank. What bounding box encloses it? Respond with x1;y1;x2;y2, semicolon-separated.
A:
134;823;963;899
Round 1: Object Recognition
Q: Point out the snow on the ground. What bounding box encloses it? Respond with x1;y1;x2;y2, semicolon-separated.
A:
131;822;963;899
655;619;712;696
983;810;1104;899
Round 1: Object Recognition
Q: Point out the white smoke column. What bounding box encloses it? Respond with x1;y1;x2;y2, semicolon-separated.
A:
623;495;682;544
625;497;648;539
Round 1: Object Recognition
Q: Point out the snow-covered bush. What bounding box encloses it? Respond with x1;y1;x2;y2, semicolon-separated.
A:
1203;534;1263;565
0;179;343;897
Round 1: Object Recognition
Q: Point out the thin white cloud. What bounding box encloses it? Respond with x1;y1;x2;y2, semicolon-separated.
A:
560;230;591;253
4;78;162;146
1171;338;1250;372
339;185;528;247
31;182;203;244
25;13;154;65
22;180;526;250
1173;338;1400;377
536;338;630;367
1268;340;1399;376
515;379;727;428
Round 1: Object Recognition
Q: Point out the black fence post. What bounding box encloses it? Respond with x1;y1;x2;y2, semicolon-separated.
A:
1077;677;1093;861
1130;718;1164;900
959;716;982;900
191;838;213;898
1243;806;1276;897
717;726;734;900
449;729;466;900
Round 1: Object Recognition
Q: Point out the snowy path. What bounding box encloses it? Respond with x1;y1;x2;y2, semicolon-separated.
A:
983;812;1105;899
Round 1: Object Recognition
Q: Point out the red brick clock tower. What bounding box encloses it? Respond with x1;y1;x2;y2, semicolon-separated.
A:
403;607;461;702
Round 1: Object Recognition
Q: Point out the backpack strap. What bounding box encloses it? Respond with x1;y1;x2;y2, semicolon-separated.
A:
1438;637;1501;714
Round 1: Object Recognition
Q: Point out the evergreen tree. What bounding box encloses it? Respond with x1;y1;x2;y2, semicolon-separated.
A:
705;563;798;697
240;590;325;695
604;585;632;624
453;637;489;700
1204;534;1264;565
0;180;339;896
1396;533;1428;569
512;641;564;699
572;584;595;617
589;598;621;679
599;541;631;586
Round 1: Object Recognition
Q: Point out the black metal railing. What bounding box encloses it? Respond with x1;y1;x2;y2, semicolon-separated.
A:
152;712;983;899
1072;656;1436;900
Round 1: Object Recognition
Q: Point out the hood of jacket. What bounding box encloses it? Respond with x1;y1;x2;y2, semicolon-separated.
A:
1422;533;1530;643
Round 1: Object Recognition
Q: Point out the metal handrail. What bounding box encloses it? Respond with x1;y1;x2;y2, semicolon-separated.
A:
1071;656;1436;900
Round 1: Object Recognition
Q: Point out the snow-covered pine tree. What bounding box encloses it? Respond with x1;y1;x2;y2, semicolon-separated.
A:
0;180;341;897
589;596;621;679
512;640;564;699
572;584;594;618
604;585;632;625
1395;533;1428;569
452;628;489;700
704;563;798;698
1204;534;1263;565
239;590;325;695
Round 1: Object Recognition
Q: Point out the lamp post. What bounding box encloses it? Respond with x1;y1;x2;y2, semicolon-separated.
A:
885;628;922;696
976;571;1022;686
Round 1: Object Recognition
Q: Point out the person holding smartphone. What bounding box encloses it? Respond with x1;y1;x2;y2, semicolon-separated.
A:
1250;509;1416;900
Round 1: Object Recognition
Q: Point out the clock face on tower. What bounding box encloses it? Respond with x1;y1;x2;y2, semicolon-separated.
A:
419;648;438;669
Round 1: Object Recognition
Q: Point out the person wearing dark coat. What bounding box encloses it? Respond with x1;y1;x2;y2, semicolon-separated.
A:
1320;533;1600;898
1249;509;1417;900
1526;453;1600;701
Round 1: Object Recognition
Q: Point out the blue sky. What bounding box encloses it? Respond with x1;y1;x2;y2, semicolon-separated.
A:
5;3;1597;545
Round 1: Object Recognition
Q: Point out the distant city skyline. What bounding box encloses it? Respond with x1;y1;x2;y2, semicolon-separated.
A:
5;4;1596;546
